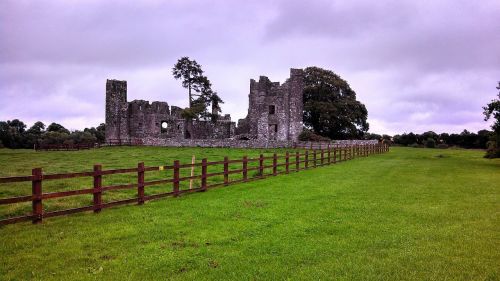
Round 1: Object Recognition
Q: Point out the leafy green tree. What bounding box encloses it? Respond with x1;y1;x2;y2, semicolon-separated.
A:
7;119;26;134
298;129;330;141
69;131;97;144
303;67;368;139
47;123;70;134
172;57;224;121
40;131;69;145
422;131;438;142
27;121;45;135
483;82;500;158
439;133;450;144
364;133;382;140
425;138;436;148
0;121;11;147
483;82;500;145
172;57;204;108
84;123;106;143
477;129;492;149
25;121;46;148
0;119;27;148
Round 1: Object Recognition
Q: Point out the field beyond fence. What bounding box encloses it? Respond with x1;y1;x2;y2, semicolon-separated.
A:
0;144;388;226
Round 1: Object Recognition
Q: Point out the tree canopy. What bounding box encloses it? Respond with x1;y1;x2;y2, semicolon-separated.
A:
482;82;500;157
172;57;223;121
0;120;106;149
302;66;369;139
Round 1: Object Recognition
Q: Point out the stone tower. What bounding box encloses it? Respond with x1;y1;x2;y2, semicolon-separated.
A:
287;68;305;141
105;79;128;141
242;68;304;141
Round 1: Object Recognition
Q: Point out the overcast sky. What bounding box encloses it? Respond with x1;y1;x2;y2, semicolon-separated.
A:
1;0;499;135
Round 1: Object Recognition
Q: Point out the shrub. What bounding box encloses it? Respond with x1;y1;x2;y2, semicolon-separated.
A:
298;129;330;142
409;143;419;148
425;138;436;148
484;141;500;159
437;143;449;149
0;140;3;148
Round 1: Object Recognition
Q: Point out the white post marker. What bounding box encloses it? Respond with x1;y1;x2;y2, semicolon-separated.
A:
190;155;195;189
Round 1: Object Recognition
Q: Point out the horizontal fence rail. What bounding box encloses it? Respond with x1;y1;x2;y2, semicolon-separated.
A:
0;144;389;226
35;143;101;151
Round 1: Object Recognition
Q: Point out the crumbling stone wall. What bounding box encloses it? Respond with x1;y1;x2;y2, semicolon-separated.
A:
237;68;305;142
105;79;235;142
140;138;378;148
105;68;363;148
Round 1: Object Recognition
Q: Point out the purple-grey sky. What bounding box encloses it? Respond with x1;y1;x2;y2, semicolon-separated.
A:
1;0;499;135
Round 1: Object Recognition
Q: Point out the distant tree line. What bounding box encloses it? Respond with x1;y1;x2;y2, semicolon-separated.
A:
0;119;105;149
365;129;496;150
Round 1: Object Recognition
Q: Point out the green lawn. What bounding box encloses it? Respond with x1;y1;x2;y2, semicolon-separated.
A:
0;147;499;280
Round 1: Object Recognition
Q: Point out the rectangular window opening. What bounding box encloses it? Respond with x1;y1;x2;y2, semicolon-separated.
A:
269;105;275;115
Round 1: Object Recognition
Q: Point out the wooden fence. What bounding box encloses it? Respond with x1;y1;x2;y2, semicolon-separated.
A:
35;143;101;151
0;144;389;226
294;141;378;150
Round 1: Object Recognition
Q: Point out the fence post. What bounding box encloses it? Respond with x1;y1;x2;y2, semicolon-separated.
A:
272;153;278;176
173;160;180;196
344;147;347;161
313;150;317;167
333;147;337;164
93;164;102;213
32;168;43;224
285;152;289;174
242;156;248;181
259;154;264;177
321;149;324;165
137;162;145;205
338;147;342;162
295;151;300;171
201;158;207;191
305;150;309;168
328;147;331;164
224;156;229;186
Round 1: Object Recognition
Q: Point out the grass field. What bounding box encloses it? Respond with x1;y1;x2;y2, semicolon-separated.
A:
0;147;499;280
0;147;292;219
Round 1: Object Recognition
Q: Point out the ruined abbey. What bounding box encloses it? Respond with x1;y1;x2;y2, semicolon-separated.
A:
105;68;305;146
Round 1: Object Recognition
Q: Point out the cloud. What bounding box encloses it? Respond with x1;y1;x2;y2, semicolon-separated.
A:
0;0;499;135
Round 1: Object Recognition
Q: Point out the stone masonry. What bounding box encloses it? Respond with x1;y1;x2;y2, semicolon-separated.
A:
236;68;304;141
105;80;235;142
105;68;376;148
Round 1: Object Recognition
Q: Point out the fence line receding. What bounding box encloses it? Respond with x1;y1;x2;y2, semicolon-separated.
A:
0;144;389;226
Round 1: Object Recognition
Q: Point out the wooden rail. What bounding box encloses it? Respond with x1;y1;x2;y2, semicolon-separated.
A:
0;144;389;226
35;143;101;151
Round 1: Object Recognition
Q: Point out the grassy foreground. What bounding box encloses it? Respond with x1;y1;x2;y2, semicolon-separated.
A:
0;147;499;280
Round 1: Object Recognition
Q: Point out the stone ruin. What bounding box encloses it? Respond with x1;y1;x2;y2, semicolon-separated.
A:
105;68;305;145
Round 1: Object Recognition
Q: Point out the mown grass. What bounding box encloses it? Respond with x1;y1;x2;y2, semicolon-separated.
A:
0;147;499;280
0;146;292;218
